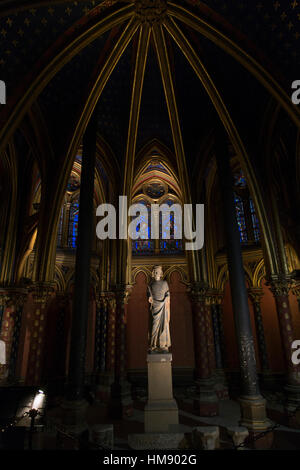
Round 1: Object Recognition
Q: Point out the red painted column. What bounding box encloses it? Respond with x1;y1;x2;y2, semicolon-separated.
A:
190;283;218;416
26;283;55;385
113;285;133;418
0;289;27;383
268;276;300;418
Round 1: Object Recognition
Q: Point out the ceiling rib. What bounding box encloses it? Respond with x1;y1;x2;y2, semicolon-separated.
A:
35;17;139;282
163;14;278;275
152;22;199;281
168;2;300;129
120;22;151;284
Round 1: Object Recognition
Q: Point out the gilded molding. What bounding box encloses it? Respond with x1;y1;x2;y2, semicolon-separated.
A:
35;16;139;283
30;282;56;306
248;288;264;305
167;2;300;128
267;275;292;297
163;14;278;277
152;21;199;282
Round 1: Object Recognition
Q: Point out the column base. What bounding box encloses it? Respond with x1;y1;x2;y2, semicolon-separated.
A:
284;382;300;428
193;378;219;417
239;394;271;432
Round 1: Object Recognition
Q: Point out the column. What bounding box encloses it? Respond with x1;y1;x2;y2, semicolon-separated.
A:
7;289;27;383
268;276;300;414
248;288;273;388
52;292;70;389
26;282;55;385
215;130;270;435
94;292;108;375
0;288;27;383
292;281;300;313
112;285;133;418
95;293;115;407
210;290;229;399
190;282;219;416
62;106;98;431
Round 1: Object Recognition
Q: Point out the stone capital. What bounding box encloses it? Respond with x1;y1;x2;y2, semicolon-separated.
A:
115;284;133;305
207;288;224;306
0;287;28;309
188;282;210;304
248;288;264;305
267;275;292;297
29;282;56;306
291;281;300;301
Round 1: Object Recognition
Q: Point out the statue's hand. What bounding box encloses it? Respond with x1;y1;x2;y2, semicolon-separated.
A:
148;297;153;304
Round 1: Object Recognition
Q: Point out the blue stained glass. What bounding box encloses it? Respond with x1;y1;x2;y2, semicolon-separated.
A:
234;169;247;188
249;197;260;242
132;200;154;255
234;194;248;243
159;200;183;254
68;202;79;248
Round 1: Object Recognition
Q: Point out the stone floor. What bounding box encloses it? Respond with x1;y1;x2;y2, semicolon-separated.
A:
1;386;300;450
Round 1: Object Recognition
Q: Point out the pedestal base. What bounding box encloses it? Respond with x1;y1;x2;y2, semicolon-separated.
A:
145;400;179;433
145;354;179;433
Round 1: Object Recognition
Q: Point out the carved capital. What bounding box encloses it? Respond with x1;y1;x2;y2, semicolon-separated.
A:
267;275;292;297
30;282;56;306
135;0;167;24
248;288;264;305
291;281;300;301
0;288;28;310
188;282;210;304
115;284;132;305
207;288;224;305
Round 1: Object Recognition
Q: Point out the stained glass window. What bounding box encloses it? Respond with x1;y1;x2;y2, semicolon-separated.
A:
234;194;248;243
68;202;79;248
233;168;260;244
159;200;183;254
132;200;154;255
234;169;247;188
249;197;260;242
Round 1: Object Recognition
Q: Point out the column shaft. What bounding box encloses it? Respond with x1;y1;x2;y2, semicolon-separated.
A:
67;107;98;400
215;137;259;397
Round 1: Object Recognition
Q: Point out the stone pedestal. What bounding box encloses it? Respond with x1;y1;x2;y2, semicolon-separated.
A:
144;354;179;433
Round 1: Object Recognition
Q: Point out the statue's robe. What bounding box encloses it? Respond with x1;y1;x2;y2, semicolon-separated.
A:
147;279;171;351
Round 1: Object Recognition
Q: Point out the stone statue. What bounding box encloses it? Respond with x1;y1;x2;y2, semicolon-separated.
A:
147;265;171;353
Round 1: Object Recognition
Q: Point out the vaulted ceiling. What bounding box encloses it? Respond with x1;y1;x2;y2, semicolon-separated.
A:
0;0;299;183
